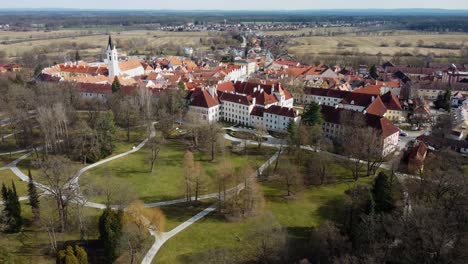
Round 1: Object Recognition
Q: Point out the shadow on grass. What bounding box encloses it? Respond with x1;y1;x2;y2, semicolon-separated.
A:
315;196;346;223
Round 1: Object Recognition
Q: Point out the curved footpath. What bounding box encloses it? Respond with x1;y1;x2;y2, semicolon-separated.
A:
0;124;419;264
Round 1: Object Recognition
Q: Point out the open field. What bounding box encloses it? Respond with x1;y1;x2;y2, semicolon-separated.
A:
0;30;211;59
287;31;468;57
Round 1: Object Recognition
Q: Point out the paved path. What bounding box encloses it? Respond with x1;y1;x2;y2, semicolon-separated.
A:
0;149;32;156
141;204;217;264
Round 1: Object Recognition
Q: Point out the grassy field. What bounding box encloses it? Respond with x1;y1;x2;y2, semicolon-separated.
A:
0;30;211;59
0;169;29;197
153;150;374;264
287;31;468;57
80;139;276;203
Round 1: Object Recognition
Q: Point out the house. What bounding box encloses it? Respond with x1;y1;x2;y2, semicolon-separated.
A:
187;88;220;122
380;91;405;122
320;105;400;157
407;142;428;174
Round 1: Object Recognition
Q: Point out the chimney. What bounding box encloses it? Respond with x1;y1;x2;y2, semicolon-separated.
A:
371;96;375;102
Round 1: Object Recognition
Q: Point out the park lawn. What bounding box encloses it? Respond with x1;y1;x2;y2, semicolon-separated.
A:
80;139;276;204
154;213;261;264
159;200;217;231
113;126;148;155
154;152;375;264
0;153;23;167
0;169;29;197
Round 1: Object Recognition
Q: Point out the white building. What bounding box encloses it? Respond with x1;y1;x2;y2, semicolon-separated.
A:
187;81;299;132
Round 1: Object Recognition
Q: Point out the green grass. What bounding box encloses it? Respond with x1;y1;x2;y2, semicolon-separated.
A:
160;200;216;231
80;139;275;203
154;213;261;264
153;151;375;264
0;169;29;197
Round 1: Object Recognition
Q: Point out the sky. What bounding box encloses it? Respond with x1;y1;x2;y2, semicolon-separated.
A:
2;0;468;10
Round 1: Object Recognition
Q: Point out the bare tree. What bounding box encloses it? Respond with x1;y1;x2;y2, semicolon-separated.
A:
36;156;76;232
193;161;207;202
200;122;224;161
148;135;164;173
254;124;268;149
340;111;367;181
275;163;303;197
183;150;195;203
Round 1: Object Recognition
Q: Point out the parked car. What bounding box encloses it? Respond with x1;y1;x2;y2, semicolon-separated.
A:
399;129;408;137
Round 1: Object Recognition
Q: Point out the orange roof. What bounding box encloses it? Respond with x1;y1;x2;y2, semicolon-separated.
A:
119;60;143;72
365;97;387;117
353;85;381;95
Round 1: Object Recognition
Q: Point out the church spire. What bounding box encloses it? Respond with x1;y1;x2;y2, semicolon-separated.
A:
107;34;113;50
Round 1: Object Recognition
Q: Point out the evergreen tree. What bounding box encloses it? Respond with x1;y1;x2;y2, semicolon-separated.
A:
64;246;79;264
302;102;323;126
434;89;452;112
99;207;123;263
74;245;88;264
95;112;117;158
111;77;121;93
371;172;395;213
287;120;300;148
27;169;40;220
369;64;379;79
75;50;81;61
1;182;22;232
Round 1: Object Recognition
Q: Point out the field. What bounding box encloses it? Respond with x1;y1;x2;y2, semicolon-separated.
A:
0;30;211;59
287;31;468;57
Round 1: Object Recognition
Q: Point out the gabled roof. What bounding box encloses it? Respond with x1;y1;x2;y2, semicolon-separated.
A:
340;93;375;107
250;106;265;117
217;82;235;93
304;87;350;98
218;92;252;106
365;96;387;117
353;85;381;96
381;91;403;111
189;88;220;108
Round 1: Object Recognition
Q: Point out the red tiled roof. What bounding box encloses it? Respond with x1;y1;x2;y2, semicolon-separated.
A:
381;92;403;111
353;85;381;95
189;88;220;108
365;96;387;117
250;106;265;117
408;142;428;167
264;105;297;118
304;87;350;98
217;82;235;93
218;92;252;106
341;93;376;107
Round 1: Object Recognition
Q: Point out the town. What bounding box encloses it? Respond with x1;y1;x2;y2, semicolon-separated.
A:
0;4;467;264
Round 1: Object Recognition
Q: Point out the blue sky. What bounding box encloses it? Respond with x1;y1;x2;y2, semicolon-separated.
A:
3;0;468;10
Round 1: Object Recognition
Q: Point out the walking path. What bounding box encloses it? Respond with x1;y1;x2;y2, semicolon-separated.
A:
0;122;418;264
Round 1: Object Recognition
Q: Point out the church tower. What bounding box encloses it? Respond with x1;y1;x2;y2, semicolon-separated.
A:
106;35;120;77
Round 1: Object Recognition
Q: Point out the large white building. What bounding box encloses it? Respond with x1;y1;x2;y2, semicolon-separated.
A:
187;81;300;132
